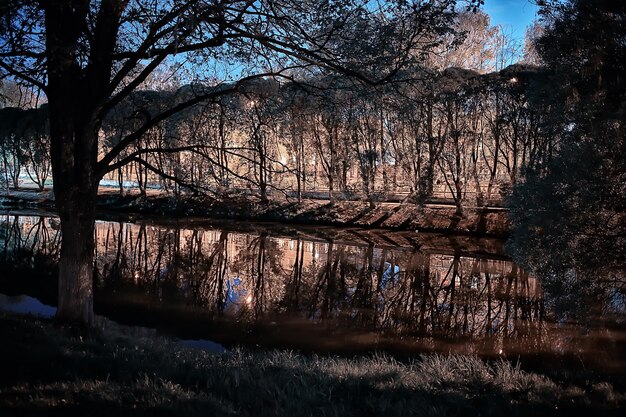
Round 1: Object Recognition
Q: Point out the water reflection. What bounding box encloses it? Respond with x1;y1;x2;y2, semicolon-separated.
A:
179;339;227;353
0;293;56;318
89;218;542;339
0;213;623;371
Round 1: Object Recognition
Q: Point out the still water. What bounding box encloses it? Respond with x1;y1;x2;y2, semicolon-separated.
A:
0;211;623;371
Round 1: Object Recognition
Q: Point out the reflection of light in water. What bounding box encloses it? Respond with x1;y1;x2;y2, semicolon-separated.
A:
226;277;244;305
0;293;56;318
381;263;401;288
179;338;227;353
471;276;479;290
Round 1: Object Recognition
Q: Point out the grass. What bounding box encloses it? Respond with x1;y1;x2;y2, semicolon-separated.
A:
0;312;623;416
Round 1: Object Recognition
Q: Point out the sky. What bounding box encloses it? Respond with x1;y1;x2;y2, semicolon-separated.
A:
483;0;540;41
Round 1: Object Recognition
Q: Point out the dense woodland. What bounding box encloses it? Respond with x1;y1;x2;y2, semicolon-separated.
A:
1;66;548;213
1;11;545;217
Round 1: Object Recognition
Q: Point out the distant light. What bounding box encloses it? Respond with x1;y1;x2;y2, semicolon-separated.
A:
246;295;253;304
509;77;518;84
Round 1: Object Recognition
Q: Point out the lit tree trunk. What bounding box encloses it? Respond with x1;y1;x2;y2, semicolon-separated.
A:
423;99;436;200
117;166;124;195
56;192;97;324
328;175;335;205
50;121;99;325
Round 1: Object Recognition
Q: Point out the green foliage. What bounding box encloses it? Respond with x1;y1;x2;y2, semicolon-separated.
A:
508;0;626;318
535;0;625;123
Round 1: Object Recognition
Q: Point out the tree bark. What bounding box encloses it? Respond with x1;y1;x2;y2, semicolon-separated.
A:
48;90;100;325
56;194;96;324
49;113;99;326
42;0;124;325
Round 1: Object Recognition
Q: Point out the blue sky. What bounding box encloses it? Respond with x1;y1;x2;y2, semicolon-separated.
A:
483;0;540;40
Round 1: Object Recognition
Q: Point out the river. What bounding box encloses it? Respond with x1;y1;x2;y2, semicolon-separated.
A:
0;210;623;372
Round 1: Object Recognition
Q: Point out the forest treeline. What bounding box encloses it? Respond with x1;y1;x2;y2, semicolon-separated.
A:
0;8;546;216
1;62;549;216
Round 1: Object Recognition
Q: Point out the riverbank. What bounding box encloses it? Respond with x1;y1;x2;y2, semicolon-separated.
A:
0;311;623;417
1;188;510;236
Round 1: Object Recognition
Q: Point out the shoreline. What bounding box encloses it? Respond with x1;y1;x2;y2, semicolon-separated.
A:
1;188;511;237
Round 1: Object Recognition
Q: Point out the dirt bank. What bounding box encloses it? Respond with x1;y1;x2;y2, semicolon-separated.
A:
1;189;510;236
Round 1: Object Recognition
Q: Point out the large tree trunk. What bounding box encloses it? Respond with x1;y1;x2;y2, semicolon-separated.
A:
43;1;119;325
56;193;97;324
48;108;100;326
50;122;99;325
49;117;100;325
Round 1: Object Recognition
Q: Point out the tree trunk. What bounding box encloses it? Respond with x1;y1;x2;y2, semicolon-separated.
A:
49;117;99;326
42;0;125;325
47;103;100;326
118;167;124;195
56;195;96;324
328;176;334;205
454;179;464;216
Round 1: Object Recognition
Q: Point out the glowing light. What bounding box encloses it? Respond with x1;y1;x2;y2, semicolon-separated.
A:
246;295;253;304
509;77;518;84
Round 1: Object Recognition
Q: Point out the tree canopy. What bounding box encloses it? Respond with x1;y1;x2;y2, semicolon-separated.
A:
508;0;626;318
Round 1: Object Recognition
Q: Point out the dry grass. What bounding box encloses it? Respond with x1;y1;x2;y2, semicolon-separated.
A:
0;312;623;416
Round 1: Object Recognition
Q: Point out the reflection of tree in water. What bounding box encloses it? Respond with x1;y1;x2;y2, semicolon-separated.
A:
280;238;306;311
297;241;352;321
185;230;230;313
278;240;383;324
0;215;61;297
0;215;61;259
1;215;546;343
95;224;291;319
378;253;544;342
228;232;287;318
96;222;175;297
96;223;238;315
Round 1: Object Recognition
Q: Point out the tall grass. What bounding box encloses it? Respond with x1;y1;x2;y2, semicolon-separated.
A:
0;312;622;416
